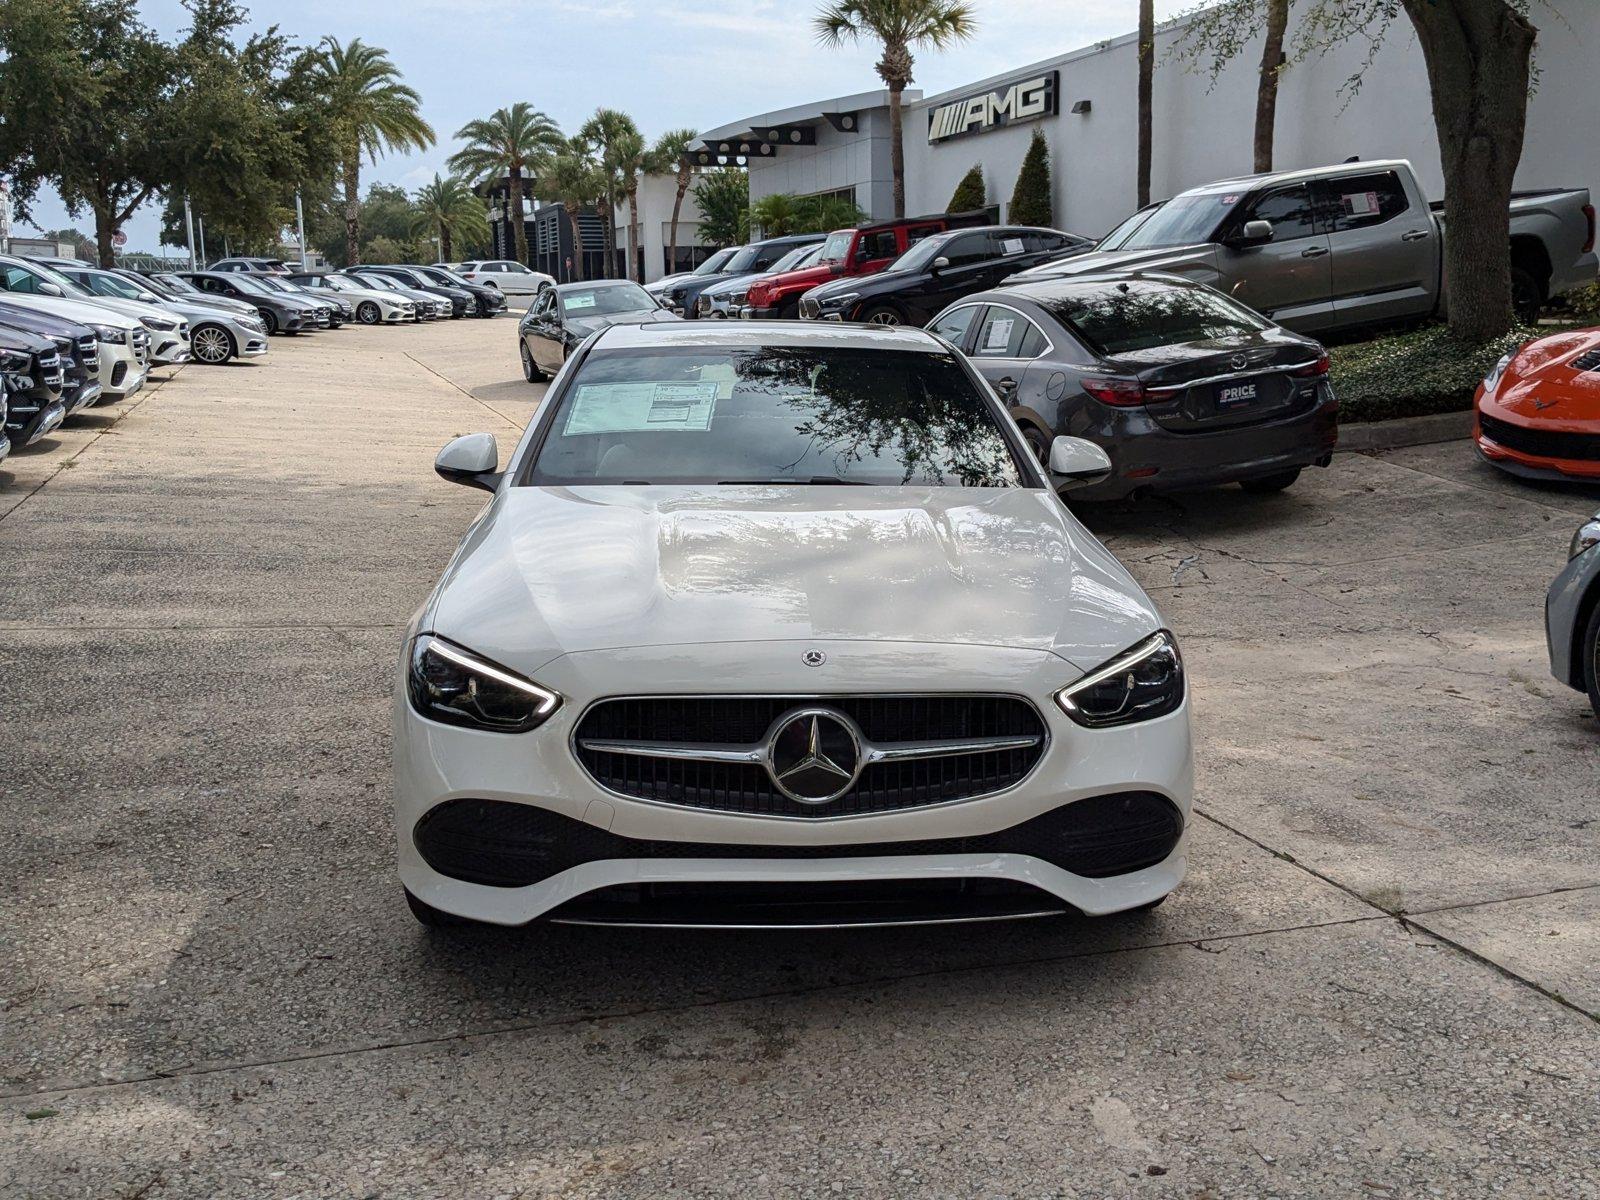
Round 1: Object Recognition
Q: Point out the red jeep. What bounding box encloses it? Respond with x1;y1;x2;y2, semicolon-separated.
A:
743;211;991;319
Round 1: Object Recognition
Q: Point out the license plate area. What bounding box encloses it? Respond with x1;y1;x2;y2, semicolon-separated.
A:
1215;381;1258;410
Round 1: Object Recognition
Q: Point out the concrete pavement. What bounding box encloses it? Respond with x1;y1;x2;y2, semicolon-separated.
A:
2;316;1596;1198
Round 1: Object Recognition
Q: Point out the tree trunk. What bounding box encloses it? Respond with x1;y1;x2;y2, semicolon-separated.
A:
93;206;115;268
564;204;585;282
669;173;687;276
343;152;361;267
599;198;616;278
1137;0;1154;208
1400;0;1536;341
627;186;641;282
507;165;529;266
439;223;452;263
888;79;906;219
1254;0;1290;173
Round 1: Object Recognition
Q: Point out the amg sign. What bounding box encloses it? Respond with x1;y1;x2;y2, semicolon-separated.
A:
926;71;1058;144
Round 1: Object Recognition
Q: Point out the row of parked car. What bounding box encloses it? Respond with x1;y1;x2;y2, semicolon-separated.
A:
0;255;519;467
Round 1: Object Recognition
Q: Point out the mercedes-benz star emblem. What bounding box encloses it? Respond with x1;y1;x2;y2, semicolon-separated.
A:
802;649;827;667
766;708;862;804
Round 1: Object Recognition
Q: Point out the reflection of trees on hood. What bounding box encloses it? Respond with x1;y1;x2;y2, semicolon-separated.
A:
733;348;1017;487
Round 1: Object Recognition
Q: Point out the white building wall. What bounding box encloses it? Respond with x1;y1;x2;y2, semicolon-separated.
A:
745;109;898;219
900;7;1597;237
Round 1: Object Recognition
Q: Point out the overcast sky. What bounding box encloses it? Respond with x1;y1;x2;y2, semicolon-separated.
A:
20;0;1189;253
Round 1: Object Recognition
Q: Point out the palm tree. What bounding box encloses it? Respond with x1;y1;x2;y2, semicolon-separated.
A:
814;0;976;219
651;128;699;277
309;37;435;266
448;103;564;267
1137;0;1154;208
536;141;607;282
410;174;490;262
612;127;648;282
578;108;641;278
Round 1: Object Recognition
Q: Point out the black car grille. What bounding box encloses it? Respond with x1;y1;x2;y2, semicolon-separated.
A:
1571;348;1600;373
414;792;1184;890
574;695;1047;818
1480;412;1600;462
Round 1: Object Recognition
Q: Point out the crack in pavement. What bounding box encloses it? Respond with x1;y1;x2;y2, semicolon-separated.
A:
402;349;528;429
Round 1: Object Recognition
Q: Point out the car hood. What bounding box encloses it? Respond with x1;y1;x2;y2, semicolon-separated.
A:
564;309;677;338
179;293;256;315
0;322;56;353
1489;330;1600;424
0;294;141;330
1008;243;1219;283
429;484;1161;676
162;299;243;325
63;293;174;324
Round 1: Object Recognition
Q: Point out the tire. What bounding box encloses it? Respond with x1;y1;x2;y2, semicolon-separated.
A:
1582;599;1600;721
259;308;278;336
1022;425;1051;467
1240;467;1301;494
1511;266;1544;324
520;340;546;383
404;888;480;928
860;304;903;327
356;301;381;325
777;298;801;321
189;324;234;365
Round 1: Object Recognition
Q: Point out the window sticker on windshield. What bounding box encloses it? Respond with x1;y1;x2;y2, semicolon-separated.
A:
1221;194;1241;205
1002;238;1025;256
564;382;718;435
1343;191;1379;216
564;293;598;311
983;317;1015;351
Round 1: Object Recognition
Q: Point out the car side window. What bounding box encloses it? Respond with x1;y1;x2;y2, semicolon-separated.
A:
1239;185;1319;242
1022;232;1073;254
940;232;992;268
928;305;981;348
973;306;1045;359
1323;171;1410;232
906;223;944;245
507;262;531;273
857;230;898;262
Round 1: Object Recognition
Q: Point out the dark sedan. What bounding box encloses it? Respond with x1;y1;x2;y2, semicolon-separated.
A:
412;265;505;317
929;274;1336;499
178;272;320;335
801;225;1092;327
362;265;472;318
519;281;677;382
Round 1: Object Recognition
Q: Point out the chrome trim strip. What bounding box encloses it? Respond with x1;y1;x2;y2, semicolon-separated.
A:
578;731;1040;766
1144;360;1321;394
549;908;1069;930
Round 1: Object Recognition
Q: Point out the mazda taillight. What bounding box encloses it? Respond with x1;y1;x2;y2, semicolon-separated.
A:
1081;378;1148;407
1294;353;1331;377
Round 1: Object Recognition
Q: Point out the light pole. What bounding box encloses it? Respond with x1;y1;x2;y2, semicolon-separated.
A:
295;191;308;270
183;196;197;270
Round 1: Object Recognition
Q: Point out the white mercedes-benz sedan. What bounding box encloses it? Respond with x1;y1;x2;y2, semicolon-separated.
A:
396;321;1193;929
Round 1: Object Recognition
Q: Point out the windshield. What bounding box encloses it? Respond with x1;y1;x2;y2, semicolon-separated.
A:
425;267;473;287
560;283;657;317
322;276;360;292
818;230;854;263
227;275;277;297
691;249;736;276
250;276;294;293
155;274;199;295
526;346;1025;487
1117;190;1240;250
381;269;424;286
767;245;820;274
86;273;146;300
350;273;395;291
1045;281;1269;356
885;235;951;275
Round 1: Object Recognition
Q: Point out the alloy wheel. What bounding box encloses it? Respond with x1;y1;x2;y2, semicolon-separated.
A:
520;341;536;382
865;308;902;326
190;325;232;364
357;302;380;325
260;309;278;335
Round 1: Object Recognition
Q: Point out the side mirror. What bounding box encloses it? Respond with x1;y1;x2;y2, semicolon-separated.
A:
138;292;161;303
1047;436;1113;488
434;432;501;492
931;256;951;273
39;282;63;297
1233;219;1275;246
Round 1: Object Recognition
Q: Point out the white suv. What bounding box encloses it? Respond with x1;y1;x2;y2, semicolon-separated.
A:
457;259;554;296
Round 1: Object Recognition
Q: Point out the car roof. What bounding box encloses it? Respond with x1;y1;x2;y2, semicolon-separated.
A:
591;320;947;353
554;279;641;293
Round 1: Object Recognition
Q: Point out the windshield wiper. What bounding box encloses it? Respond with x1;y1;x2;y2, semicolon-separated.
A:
719;476;866;486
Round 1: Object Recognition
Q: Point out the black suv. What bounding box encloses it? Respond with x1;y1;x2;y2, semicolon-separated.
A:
800;226;1092;326
665;233;826;319
411;265;504;317
0;301;100;414
361;266;473;318
0;322;67;447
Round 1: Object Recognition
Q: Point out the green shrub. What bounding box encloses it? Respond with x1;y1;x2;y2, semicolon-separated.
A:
1330;322;1543;423
1565;281;1600;323
948;165;986;213
1007;130;1052;227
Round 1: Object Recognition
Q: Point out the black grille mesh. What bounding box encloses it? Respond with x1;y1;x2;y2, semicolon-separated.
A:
1571;348;1600;373
414;792;1185;889
1480;413;1600;462
574;695;1046;817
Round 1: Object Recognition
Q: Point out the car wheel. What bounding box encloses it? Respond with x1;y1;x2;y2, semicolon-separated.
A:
1511;266;1544;324
1022;425;1051;467
1240;468;1301;494
259;308;278;335
520;340;546;383
404;888;481;929
356;301;381;325
1582;600;1600;720
861;304;902;327
777;298;801;320
189;324;234;364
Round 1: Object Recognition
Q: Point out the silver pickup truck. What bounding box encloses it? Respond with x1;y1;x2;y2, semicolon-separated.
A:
1013;160;1597;333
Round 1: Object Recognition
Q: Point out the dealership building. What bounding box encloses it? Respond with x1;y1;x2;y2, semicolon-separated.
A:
681;5;1599;249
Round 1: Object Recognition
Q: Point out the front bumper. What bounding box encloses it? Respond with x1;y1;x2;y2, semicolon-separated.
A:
1546;545;1600;690
393;638;1193;927
6;395;67;446
97;341;148;399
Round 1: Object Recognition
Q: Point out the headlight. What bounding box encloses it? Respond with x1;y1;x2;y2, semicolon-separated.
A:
407;635;562;733
93;324;128;344
1055;631;1184;728
1570;517;1600;561
1483;352;1514;393
820;291;860;311
140;316;177;332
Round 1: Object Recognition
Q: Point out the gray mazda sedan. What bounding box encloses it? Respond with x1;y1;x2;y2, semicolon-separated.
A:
928;273;1337;499
1547;509;1600;720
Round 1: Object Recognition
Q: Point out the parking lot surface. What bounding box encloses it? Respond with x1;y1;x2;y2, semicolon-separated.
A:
3;318;1597;1198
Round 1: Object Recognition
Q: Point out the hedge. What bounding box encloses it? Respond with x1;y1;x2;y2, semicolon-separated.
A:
1329;322;1545;424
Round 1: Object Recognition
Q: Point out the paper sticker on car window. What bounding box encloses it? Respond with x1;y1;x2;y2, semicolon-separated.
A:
1002;238;1025;256
983;317;1015;351
1343;191;1379;216
564;382;718;435
564;293;598;311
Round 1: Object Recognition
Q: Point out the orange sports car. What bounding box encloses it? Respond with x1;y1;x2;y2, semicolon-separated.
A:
1475;328;1600;482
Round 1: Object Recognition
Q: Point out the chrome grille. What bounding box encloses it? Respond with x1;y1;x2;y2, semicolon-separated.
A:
799;296;822;320
574;695;1048;818
37;352;63;389
76;335;98;369
131;329;151;363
